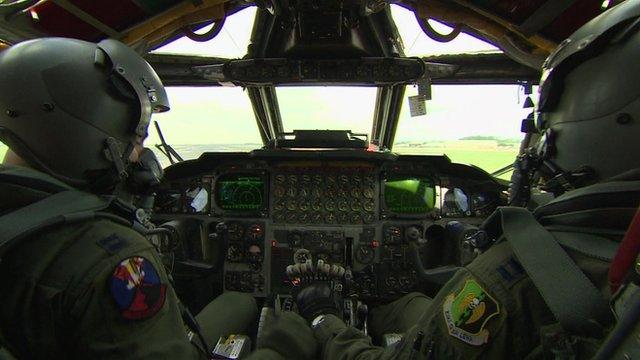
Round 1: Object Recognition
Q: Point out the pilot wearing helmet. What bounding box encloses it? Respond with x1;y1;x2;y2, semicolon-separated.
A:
249;1;640;359
0;38;263;359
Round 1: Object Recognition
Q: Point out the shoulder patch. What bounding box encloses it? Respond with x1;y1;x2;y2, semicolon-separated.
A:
110;256;167;320
97;234;130;254
442;279;500;346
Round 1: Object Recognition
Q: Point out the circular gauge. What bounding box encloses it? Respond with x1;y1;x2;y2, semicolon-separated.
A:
274;186;285;198
311;212;323;223
325;200;335;211
337;212;349;224
363;187;375;199
363;200;375;212
302;175;311;183
286;212;297;223
327;175;337;185
274;200;285;211
299;187;310;198
350;199;361;212
355;246;375;264
363;213;375;224
339;174;349;184
275;174;285;184
325;187;337;198
226;245;243;262
338;187;348;198
314;175;323;184
351;212;362;224
352;174;361;183
293;248;312;264
337;200;349;212
311;200;322;211
286;187;297;198
325;213;336;224
350;187;360;198
444;188;470;216
226;222;245;241
288;231;303;247
312;187;322;198
364;175;375;184
299;200;310;211
248;224;264;240
288;175;298;184
286;200;297;211
274;211;285;222
247;244;263;263
299;212;310;223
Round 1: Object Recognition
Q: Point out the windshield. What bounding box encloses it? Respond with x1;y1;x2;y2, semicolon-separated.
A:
278;87;376;134
147;86;262;166
395;84;530;176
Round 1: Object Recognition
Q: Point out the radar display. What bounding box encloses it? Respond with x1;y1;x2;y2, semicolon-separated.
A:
384;177;435;214
216;174;265;211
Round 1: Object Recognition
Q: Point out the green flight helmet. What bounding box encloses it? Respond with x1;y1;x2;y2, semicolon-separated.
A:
0;37;169;187
534;0;640;191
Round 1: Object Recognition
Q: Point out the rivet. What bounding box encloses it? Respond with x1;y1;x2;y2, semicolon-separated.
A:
616;113;633;125
42;103;55;112
5;109;18;118
116;66;125;74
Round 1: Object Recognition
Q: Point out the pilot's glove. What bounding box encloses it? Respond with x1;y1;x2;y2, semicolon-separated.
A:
295;281;341;322
287;259;346;323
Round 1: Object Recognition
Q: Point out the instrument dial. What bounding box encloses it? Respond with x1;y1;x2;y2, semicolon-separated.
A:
363;187;374;199
363;200;375;212
355;246;375;264
226;222;244;241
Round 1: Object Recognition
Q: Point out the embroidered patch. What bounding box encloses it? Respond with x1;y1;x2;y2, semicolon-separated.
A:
442;279;500;346
110;256;167;320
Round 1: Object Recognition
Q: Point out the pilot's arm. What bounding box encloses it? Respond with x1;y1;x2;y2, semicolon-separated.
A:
299;266;512;359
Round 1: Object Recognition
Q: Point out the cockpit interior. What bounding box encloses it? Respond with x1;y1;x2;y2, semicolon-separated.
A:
0;0;622;355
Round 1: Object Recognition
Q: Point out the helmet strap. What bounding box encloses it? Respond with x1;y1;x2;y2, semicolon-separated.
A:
103;137;130;180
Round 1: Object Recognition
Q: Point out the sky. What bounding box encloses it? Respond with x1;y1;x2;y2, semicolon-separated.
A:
146;5;531;151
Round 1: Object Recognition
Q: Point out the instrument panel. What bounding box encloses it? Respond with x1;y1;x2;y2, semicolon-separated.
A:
271;164;377;225
154;152;506;301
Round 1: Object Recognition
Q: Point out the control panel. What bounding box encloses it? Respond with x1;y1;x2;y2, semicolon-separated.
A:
221;221;267;296
271;165;377;225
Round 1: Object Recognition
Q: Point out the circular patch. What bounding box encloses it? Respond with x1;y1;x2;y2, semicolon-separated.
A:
110;256;167;320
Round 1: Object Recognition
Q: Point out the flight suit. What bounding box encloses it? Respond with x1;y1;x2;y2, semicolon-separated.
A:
0;176;258;359
303;179;638;359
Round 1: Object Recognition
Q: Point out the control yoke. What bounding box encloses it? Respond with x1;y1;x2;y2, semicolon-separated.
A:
405;226;461;285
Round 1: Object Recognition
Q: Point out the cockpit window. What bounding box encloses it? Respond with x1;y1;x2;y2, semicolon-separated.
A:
394;84;531;175
390;4;499;57
148;87;262;167
277;87;376;135
150;6;256;58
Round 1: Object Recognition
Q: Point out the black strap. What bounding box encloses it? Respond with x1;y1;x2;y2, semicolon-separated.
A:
494;207;613;335
0;190;110;258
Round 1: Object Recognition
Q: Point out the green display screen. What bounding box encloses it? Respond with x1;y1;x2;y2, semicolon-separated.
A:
216;175;265;211
384;177;436;214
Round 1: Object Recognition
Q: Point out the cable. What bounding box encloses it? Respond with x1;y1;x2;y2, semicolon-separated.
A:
414;13;463;43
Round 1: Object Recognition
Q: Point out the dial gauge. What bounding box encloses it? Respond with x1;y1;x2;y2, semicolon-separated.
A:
355;246;375;264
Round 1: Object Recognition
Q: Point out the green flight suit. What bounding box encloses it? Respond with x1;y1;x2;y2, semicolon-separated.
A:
307;180;636;359
0;169;258;359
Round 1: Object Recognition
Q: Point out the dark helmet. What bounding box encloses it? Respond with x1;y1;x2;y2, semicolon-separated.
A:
534;0;640;191
0;38;169;187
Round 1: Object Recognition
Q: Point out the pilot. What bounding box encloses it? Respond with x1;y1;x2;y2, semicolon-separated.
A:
254;1;640;359
0;38;258;359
